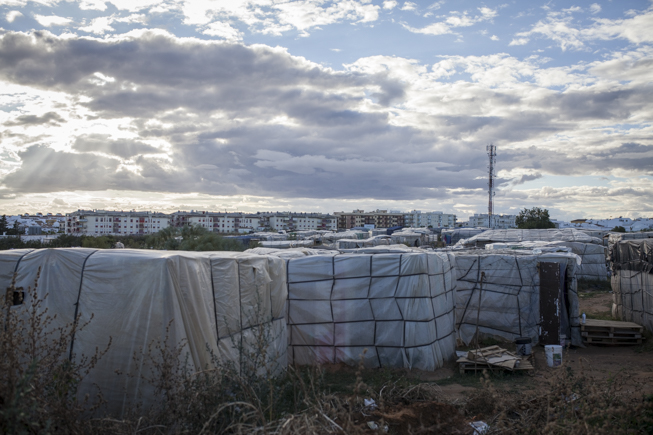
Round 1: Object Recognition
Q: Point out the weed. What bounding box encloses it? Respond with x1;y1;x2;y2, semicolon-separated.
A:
0;269;110;434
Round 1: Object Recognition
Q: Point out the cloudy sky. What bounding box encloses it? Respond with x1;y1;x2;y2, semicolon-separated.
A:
0;0;652;220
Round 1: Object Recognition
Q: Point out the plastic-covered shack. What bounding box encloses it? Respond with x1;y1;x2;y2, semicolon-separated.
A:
336;235;392;250
441;228;487;246
259;239;315;249
456;228;602;248
609;239;653;332
0;248;287;417
255;247;457;370
452;249;582;347
485;241;607;281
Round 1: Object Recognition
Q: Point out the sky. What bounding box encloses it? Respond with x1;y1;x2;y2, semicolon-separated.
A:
0;0;652;221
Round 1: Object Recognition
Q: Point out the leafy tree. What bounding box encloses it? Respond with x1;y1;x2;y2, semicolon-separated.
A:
145;225;245;251
515;207;556;229
611;226;626;233
0;215;7;233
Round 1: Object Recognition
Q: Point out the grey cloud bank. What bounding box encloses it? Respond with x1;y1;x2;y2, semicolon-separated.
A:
0;20;651;219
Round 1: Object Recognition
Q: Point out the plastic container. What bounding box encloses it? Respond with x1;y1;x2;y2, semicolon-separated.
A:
545;345;563;367
515;337;532;356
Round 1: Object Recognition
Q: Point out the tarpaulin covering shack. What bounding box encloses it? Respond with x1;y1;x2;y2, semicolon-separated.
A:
1;248;287;417
455;228;602;248
452;249;582;347
441;228;487;246
254;247;457;370
609;239;653;332
485;241;607;281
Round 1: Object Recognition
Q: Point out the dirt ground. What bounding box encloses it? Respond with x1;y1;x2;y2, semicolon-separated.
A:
331;289;652;433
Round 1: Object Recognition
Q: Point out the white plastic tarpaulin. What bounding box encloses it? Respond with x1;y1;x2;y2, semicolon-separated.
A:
336;236;392;250
452;249;582;347
456;229;602;248
441;228;487;246
609;239;653;331
283;250;457;370
485;241;607;281
2;248;287;417
259;239;315;249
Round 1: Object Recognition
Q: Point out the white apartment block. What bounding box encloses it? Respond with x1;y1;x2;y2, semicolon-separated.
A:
267;213;337;232
66;210;170;236
172;211;262;233
469;213;516;229
404;210;456;228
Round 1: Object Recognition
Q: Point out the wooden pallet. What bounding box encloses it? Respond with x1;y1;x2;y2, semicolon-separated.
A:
581;319;644;346
458;346;535;374
458;356;534;374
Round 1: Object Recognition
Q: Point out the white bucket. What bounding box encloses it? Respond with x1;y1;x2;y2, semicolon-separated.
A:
545;345;563;367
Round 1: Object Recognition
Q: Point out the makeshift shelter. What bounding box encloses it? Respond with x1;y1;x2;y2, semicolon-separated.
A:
390;230;433;247
441;228;487;246
336;235;392;250
452;249;582;347
259;239;315;249
1;248;287;417
455;228;602;248
254;248;457;370
609;239;653;332
485;241;607;281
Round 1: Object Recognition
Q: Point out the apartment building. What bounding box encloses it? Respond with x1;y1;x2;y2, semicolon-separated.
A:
171;211;262;233
334;210;405;230
265;212;337;232
469;213;516;229
404;210;456;228
65;210;170;235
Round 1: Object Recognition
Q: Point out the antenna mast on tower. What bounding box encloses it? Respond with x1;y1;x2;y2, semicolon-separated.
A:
487;144;497;229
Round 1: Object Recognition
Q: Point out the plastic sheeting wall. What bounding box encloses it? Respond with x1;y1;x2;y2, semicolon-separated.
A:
609;239;653;332
286;251;457;370
456;229;602;247
1;248;287;417
485;241;607;281
442;228;487;246
453;250;582;347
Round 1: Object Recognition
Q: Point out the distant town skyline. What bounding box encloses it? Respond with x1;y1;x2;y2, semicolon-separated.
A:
1;1;652;221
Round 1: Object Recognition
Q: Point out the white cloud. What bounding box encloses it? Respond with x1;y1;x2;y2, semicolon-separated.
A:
203;21;243;41
180;0;379;37
514;6;653;51
34;14;73;27
401;2;416;11
427;1;444;10
79;0;107;11
79;16;115;34
509;37;529;46
6;10;23;22
383;0;397;10
404;7;498;35
590;3;601;14
490;35;499;41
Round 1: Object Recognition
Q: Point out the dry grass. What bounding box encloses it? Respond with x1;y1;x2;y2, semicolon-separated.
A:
2;275;652;434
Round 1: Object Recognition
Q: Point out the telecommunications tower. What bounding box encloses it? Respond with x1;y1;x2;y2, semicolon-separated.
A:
487;144;497;229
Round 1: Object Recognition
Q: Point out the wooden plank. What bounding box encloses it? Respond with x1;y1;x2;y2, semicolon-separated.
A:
584;337;643;345
581;331;642;339
583;319;643;329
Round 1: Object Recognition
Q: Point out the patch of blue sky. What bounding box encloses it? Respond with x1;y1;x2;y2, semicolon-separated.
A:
512;174;621;191
593;123;651;132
